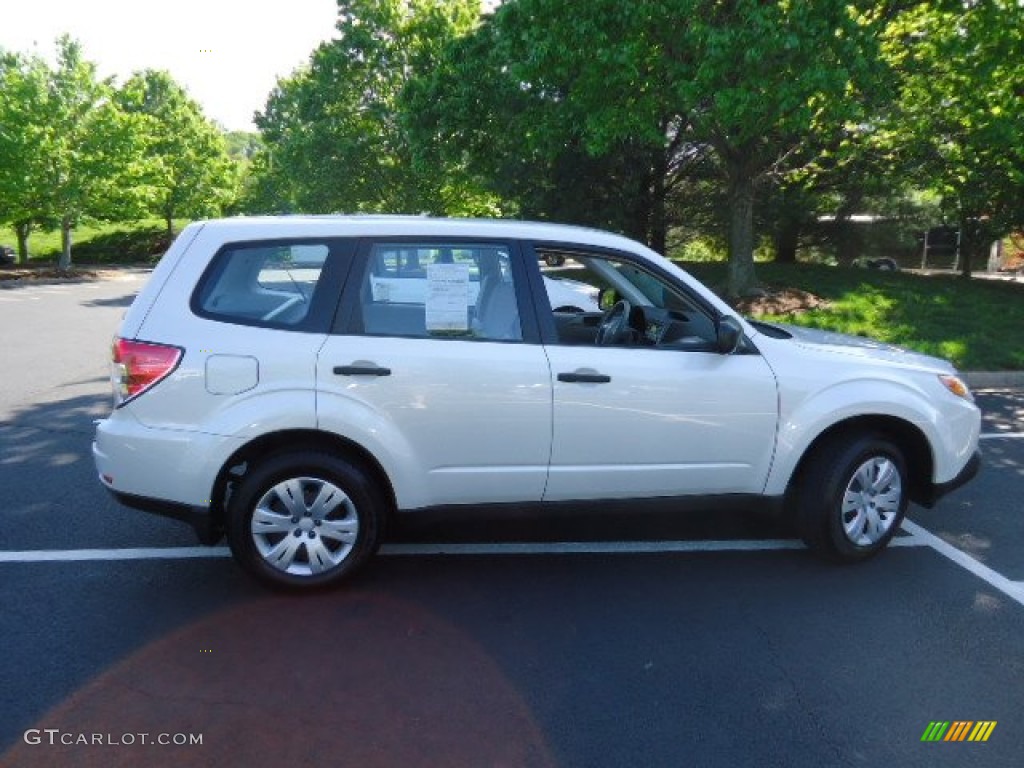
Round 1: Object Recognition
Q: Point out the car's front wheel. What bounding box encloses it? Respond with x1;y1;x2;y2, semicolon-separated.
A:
227;451;385;589
794;434;908;562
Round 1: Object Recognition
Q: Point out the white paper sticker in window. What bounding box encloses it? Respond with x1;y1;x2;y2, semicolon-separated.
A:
425;263;470;332
370;276;391;303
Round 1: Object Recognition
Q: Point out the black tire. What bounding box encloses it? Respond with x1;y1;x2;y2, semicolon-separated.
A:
227;451;385;589
793;434;908;563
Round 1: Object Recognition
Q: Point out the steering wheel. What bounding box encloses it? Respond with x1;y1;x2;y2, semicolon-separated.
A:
595;299;633;346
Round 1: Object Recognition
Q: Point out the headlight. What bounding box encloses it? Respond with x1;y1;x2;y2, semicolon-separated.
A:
938;374;973;401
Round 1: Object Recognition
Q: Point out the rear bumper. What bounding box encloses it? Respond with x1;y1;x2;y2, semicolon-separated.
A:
93;413;237;545
919;449;981;508
103;487;223;545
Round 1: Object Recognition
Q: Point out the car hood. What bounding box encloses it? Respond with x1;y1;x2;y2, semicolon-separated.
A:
762;322;956;374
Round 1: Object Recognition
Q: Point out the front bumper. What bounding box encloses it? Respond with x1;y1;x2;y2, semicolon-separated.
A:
919;449;982;508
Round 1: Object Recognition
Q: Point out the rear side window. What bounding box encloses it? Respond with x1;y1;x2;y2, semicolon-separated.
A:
193;241;335;329
353;242;523;341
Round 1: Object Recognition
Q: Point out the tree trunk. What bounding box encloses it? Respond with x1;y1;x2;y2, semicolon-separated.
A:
648;147;668;255
627;171;652;247
726;171;758;298
773;218;800;264
833;190;863;267
835;217;859;267
58;217;73;272
14;221;32;265
959;213;973;279
617;146;652;247
165;208;175;240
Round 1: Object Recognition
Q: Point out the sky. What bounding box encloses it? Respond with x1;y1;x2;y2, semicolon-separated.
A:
1;0;340;132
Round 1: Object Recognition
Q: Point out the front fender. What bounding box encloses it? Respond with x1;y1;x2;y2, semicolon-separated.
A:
763;376;944;497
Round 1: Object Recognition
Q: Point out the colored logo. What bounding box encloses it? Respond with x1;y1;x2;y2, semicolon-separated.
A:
921;721;997;742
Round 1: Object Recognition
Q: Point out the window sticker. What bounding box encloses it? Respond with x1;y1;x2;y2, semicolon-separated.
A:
425;262;470;332
370;277;392;303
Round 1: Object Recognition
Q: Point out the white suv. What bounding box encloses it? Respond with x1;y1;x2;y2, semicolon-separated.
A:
93;216;981;589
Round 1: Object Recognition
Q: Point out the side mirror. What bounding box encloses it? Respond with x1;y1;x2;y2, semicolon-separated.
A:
716;315;743;354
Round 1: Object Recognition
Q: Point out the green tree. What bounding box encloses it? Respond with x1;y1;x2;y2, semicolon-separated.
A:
405;12;670;243
417;0;892;296
224;130;261;162
118;69;237;237
0;50;54;262
252;0;484;215
224;131;263;215
27;37;148;270
882;0;1024;277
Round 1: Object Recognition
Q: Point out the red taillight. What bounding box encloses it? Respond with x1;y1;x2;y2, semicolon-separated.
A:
111;338;183;405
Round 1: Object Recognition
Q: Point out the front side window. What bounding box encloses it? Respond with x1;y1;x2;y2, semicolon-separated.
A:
355;243;522;341
194;241;331;328
537;249;719;350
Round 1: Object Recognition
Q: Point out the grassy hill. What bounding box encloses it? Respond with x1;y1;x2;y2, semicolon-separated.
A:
6;219;187;265
681;262;1024;371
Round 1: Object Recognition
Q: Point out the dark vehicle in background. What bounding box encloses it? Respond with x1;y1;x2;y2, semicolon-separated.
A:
0;246;15;266
854;256;900;271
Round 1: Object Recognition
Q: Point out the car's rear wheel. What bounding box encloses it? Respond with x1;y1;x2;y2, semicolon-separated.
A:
227;451;384;589
794;434;908;562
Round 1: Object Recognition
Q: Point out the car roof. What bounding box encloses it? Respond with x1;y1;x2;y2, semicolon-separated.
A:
190;215;654;256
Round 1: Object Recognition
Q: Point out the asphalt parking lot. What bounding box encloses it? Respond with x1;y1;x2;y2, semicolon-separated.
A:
0;273;1021;767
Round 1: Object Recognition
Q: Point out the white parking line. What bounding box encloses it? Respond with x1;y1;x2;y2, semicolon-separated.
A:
901;519;1024;608
2;526;1020;614
0;547;230;562
0;536;932;564
980;432;1024;440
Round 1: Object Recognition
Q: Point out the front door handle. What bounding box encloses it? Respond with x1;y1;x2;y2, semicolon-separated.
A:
334;364;392;377
557;371;611;384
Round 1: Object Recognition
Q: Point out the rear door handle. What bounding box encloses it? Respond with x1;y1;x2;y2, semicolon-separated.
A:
557;371;611;384
334;365;392;377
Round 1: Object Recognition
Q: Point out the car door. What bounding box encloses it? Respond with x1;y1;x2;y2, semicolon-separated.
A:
530;246;779;501
315;238;553;510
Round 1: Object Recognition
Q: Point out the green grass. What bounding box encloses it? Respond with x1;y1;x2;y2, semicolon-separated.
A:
680;262;1024;371
10;219;188;265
